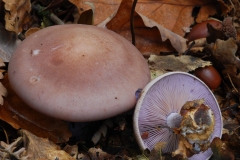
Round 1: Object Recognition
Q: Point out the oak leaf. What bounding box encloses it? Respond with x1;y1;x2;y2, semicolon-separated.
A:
3;0;32;33
19;129;75;160
0;23;19;62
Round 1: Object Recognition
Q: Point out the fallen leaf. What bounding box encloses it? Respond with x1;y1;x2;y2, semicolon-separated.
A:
148;55;211;79
70;0;231;55
63;144;78;159
88;148;114;160
77;153;90;160
0;74;71;143
70;0;222;37
195;4;217;23
232;0;240;40
0;23;19;62
0;57;7;105
24;27;41;37
216;0;232;16
210;137;235;160
0;137;28;159
148;141;166;160
91;119;113;145
222;125;240;152
135;0;195;36
69;0;121;25
19;129;75;160
3;0;32;33
208;38;240;67
104;0;187;55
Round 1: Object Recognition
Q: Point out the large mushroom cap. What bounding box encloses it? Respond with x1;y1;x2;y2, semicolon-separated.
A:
133;72;222;159
8;24;150;122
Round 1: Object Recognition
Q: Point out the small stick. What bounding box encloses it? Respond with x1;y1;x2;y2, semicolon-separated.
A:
227;73;238;93
130;0;138;45
221;103;239;111
32;4;64;25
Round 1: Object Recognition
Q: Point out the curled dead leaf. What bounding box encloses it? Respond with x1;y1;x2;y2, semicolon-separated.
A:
19;129;75;160
210;137;235;160
208;38;240;67
0;137;28;159
148;55;211;79
0;57;7;105
88;148;114;160
3;0;32;33
0;23;19;62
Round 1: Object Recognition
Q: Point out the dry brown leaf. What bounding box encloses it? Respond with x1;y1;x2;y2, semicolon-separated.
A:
77;153;90;160
70;0;229;55
0;81;7;105
3;0;32;33
195;4;217;23
0;23;19;62
0;57;7;105
103;0;187;55
0;137;28;159
24;27;41;37
209;38;240;67
19;129;75;160
148;55;211;79
135;1;194;37
69;0;121;25
232;0;240;40
216;0;232;16
70;0;221;37
0;74;71;143
91;119;113;145
137;1;226;33
63;145;78;159
88;148;114;159
148;142;166;160
223;125;240;151
210;137;235;160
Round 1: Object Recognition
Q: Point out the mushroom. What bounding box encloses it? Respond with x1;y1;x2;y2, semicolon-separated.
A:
133;72;222;159
8;24;150;122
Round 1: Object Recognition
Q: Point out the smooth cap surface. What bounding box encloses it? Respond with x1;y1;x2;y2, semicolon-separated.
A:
8;24;150;122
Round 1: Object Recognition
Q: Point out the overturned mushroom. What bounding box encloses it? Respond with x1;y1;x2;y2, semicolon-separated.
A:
133;72;222;159
8;24;150;122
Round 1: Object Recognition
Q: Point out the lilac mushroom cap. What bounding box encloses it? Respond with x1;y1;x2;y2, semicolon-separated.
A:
8;24;150;122
133;72;222;159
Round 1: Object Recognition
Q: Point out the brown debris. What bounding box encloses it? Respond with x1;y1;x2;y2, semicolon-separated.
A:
222;17;237;39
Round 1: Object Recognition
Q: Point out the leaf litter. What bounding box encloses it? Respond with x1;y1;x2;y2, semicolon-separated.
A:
0;0;240;159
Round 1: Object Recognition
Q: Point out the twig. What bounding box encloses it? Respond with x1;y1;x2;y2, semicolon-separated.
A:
183;41;195;55
130;0;138;45
32;4;64;25
221;103;239;111
227;73;238;93
229;0;235;15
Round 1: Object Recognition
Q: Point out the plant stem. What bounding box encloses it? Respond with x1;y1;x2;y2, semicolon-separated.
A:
130;0;138;45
